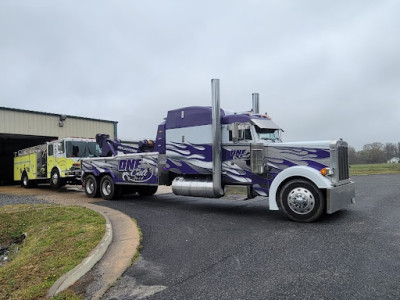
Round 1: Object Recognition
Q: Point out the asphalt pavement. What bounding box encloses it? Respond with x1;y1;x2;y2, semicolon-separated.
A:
99;174;400;300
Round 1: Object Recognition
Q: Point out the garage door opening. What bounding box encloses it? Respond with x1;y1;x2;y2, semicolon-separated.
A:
0;134;57;185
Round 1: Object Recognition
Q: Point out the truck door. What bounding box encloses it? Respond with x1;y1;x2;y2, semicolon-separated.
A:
54;141;67;176
222;123;253;184
47;143;55;178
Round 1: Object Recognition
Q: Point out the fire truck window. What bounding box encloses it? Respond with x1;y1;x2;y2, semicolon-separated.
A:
66;141;100;158
66;142;80;157
48;145;53;156
72;146;79;157
58;142;65;154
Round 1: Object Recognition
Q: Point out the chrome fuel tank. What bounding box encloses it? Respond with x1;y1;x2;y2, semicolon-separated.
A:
172;177;224;198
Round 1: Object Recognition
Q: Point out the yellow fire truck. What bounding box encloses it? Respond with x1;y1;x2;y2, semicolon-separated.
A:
14;137;100;188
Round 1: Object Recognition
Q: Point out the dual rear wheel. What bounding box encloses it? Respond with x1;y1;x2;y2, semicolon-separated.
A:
84;174;158;200
84;175;119;200
99;175;118;200
84;174;100;198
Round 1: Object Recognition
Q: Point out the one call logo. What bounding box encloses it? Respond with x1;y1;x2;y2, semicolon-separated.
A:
230;149;249;160
118;159;153;183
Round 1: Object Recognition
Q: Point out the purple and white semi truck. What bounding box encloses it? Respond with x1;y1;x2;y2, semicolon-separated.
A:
81;79;355;222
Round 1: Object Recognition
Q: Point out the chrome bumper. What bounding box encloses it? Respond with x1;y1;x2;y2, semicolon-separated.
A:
65;170;82;177
326;181;356;214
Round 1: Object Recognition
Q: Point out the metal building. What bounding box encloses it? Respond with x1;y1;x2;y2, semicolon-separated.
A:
0;107;118;185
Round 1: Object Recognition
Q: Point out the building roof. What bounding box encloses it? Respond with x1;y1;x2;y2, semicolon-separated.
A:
0;106;118;124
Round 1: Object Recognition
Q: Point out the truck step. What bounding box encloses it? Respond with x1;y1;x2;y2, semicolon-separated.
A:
222;185;253;201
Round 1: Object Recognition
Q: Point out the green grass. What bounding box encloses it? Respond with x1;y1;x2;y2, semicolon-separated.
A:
0;204;105;300
131;219;143;265
350;163;400;175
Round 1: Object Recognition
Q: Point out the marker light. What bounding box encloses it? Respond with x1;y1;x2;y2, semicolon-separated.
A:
320;167;333;176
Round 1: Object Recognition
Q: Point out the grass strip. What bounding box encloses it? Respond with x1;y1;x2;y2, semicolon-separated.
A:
131;218;143;265
0;204;105;300
350;163;400;175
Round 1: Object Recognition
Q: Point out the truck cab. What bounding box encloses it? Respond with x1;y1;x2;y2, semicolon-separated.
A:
156;80;354;222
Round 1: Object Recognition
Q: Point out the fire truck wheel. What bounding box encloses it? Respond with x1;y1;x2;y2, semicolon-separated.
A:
84;175;100;198
279;179;325;222
21;172;31;189
50;169;63;189
100;175;117;200
137;186;158;196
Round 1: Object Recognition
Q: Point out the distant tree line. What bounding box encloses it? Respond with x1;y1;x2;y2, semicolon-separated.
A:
349;142;400;164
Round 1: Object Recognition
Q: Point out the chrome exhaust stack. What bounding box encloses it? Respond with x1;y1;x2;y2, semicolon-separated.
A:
252;93;259;114
171;79;225;198
211;79;224;197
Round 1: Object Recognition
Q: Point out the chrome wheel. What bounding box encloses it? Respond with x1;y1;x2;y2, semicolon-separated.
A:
86;178;95;194
21;173;30;188
23;175;28;186
84;175;99;198
51;172;59;185
99;175;116;200
287;187;315;214
102;180;112;196
279;179;325;222
50;169;63;189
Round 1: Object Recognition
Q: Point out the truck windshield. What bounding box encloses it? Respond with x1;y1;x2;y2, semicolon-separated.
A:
66;141;101;158
255;126;280;142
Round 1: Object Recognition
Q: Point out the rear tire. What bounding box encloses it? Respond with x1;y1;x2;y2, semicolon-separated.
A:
84;175;99;198
279;179;325;222
21;172;31;189
100;175;117;200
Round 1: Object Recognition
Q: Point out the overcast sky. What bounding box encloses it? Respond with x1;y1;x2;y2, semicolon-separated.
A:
1;0;399;150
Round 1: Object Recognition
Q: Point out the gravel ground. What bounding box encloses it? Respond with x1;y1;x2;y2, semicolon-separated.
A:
0;184;173;207
0;184;100;207
0;193;49;207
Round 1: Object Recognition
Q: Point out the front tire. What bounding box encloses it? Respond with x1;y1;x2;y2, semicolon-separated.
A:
100;175;118;200
84;175;99;198
50;169;63;189
279;179;325;222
